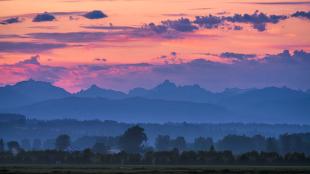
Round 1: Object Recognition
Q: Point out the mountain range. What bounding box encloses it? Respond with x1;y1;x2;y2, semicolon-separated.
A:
0;79;309;123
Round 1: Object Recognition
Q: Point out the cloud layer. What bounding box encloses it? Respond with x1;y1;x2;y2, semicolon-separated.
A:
1;50;309;92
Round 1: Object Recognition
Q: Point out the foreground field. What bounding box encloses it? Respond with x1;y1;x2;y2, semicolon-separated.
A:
0;165;310;174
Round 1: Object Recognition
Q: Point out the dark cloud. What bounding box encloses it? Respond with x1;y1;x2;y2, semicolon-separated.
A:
83;10;108;19
140;18;197;35
220;52;256;59
162;18;198;32
225;11;287;24
0;17;20;25
253;23;266;32
224;11;287;31
143;23;168;34
33;12;56;22
94;58;107;62
194;15;224;29
0;41;66;53
264;50;310;64
16;55;41;65
28;32;106;42
233;25;243;30
292;11;310;20
151;50;310;91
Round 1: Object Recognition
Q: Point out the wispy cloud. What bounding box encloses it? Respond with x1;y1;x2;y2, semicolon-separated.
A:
0;41;67;53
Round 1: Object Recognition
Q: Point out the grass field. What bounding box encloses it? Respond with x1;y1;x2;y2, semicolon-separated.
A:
0;165;310;174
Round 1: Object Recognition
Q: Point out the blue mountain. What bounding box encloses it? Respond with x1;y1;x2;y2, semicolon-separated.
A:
129;80;217;103
75;84;126;99
1;80;309;123
12;97;231;123
0;79;70;108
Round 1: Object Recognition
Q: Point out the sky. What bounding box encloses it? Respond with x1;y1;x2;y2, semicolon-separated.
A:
0;0;309;92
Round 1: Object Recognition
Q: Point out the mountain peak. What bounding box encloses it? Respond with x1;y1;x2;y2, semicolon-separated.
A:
89;84;101;90
15;79;52;87
155;80;177;90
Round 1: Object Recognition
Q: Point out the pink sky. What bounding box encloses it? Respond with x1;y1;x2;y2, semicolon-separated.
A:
0;0;310;92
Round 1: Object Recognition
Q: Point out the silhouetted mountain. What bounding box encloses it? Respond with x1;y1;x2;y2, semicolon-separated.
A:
0;79;70;108
218;87;310;123
75;85;126;99
129;80;216;103
11;97;231;123
1;80;310;123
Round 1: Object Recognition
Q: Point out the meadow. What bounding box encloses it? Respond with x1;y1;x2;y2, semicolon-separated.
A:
1;165;310;174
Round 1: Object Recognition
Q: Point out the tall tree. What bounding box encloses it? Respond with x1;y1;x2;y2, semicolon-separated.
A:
266;137;278;152
92;142;109;154
55;134;71;151
194;137;213;151
119;125;147;153
172;136;186;151
0;139;4;152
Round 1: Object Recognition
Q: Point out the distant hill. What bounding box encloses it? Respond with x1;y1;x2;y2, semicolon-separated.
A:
1;79;309;123
11;97;231;123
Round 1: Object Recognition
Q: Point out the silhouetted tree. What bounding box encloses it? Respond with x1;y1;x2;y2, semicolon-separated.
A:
55;134;71;151
172;136;186;151
194;137;213;151
0;139;4;152
92;142;109;154
155;135;170;151
266;137;278;152
119;125;147;153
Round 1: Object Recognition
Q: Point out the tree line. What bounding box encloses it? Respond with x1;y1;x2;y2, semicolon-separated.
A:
1;125;310;165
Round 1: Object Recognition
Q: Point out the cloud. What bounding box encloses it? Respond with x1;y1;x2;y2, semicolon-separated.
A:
0;55;67;85
1;50;310;92
292;11;310;20
83;10;108;19
225;11;287;24
224;11;287;31
28;32;106;42
161;18;198;32
94;57;107;62
252;23;266;32
33;12;56;22
143;23;168;34
194;15;224;29
0;17;20;25
220;52;256;59
141;18;198;35
82;25;136;30
16;55;41;65
264;50;310;64
233;25;243;30
0;41;66;53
